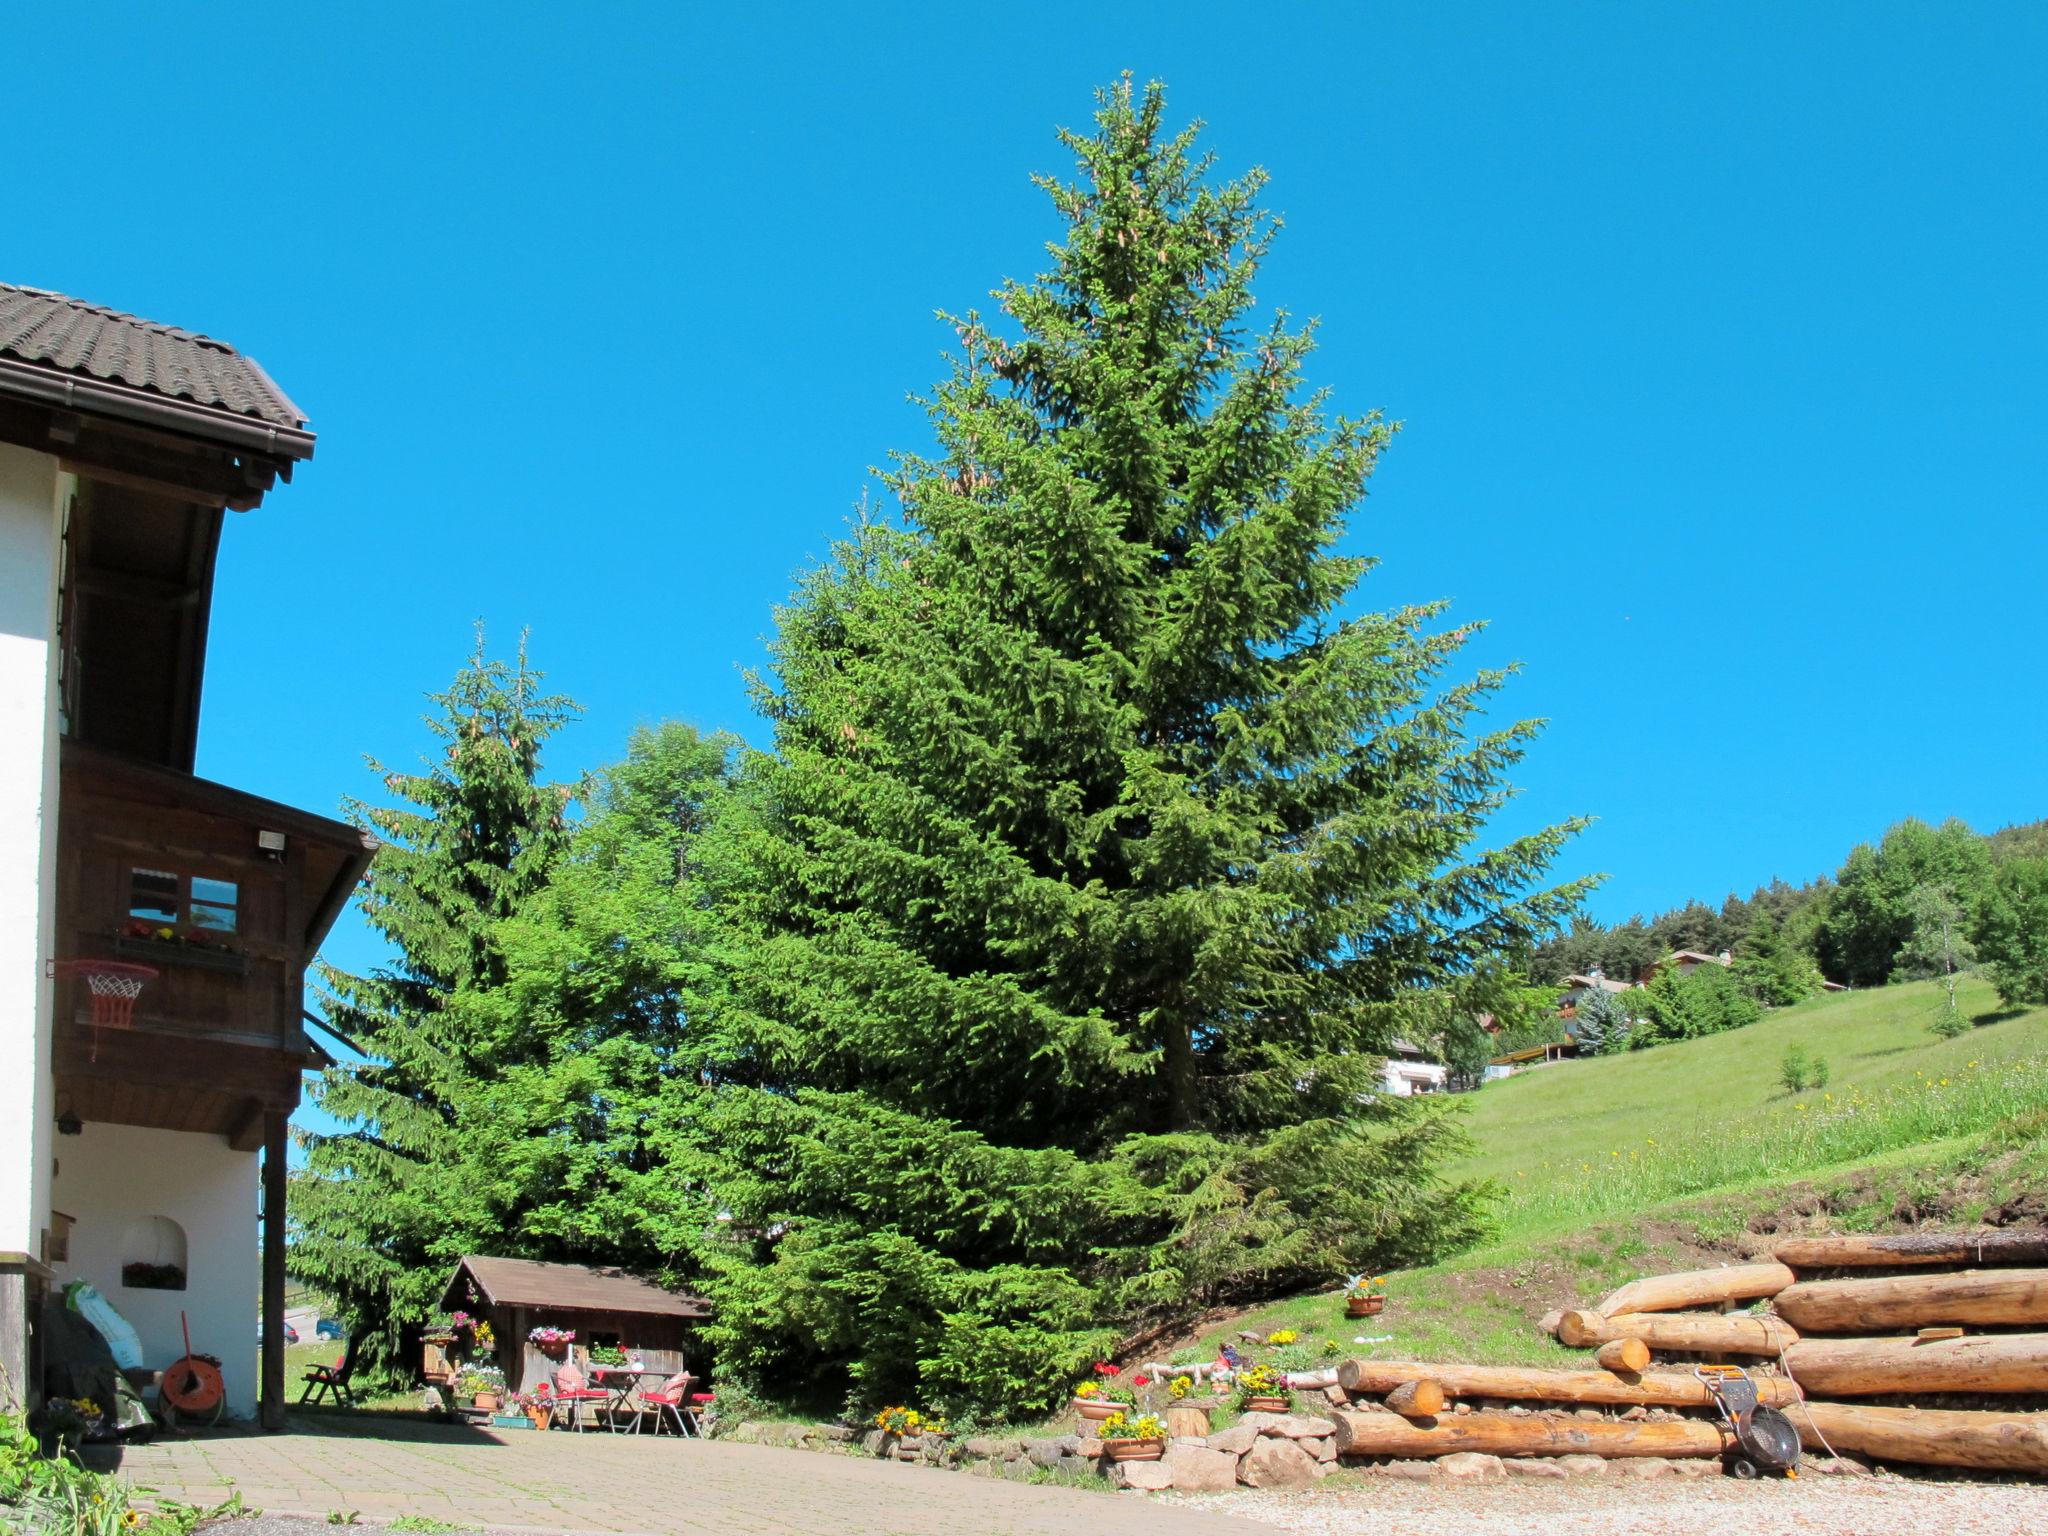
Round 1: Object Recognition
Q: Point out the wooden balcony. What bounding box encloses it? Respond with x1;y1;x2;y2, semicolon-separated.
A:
52;741;375;1146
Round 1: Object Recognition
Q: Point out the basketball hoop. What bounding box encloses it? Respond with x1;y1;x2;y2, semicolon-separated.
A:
47;959;157;1061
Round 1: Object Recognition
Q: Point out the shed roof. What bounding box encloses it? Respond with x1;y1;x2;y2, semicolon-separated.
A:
0;281;311;446
446;1256;711;1320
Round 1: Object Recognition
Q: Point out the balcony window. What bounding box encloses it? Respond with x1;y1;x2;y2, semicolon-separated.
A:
126;868;238;935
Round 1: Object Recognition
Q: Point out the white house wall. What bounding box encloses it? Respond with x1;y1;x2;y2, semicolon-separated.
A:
0;443;65;1261
50;1122;259;1420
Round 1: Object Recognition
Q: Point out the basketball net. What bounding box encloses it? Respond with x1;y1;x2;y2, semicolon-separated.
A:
47;959;157;1062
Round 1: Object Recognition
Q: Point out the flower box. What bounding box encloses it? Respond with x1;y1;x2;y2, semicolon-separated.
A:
1244;1395;1290;1413
1346;1294;1385;1318
1073;1397;1119;1422
491;1413;530;1430
114;934;246;975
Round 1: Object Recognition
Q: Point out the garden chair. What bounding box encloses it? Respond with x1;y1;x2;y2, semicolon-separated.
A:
299;1326;369;1408
638;1372;697;1437
548;1362;612;1431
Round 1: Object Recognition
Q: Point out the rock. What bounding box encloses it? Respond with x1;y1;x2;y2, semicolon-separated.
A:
1302;1435;1336;1463
1234;1412;1336;1439
819;1423;857;1442
1110;1457;1176;1491
1024;1437;1066;1469
967;1458;999;1479
1379;1459;1440;1481
1452;1402;1473;1415
963;1436;1021;1461
1322;1385;1350;1406
1617;1457;1673;1479
1438;1452;1508;1482
1620;1406;1651;1422
1575;1408;1604;1420
860;1429;889;1456
1538;1309;1564;1336
1668;1459;1720;1479
1002;1457;1036;1482
1240;1436;1320;1489
1504;1458;1568;1479
1814;1456;1873;1478
1161;1442;1240;1492
1557;1455;1608;1477
1205;1423;1260;1455
1075;1438;1104;1459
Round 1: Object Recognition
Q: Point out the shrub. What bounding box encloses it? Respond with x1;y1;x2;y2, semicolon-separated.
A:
1780;1044;1831;1093
1630;964;1762;1049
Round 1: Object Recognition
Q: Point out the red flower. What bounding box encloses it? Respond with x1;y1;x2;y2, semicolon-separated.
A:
1133;1375;1150;1388
1094;1362;1120;1377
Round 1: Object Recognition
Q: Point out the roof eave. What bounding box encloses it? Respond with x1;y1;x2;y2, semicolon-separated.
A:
0;354;315;462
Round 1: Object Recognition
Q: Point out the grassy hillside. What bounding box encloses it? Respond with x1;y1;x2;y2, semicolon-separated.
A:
1452;975;2048;1245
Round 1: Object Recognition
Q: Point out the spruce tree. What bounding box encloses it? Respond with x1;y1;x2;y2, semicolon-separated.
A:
690;79;1589;1418
290;635;579;1378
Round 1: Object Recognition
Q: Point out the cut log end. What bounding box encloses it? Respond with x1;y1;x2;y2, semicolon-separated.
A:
1596;1338;1652;1374
1384;1379;1446;1419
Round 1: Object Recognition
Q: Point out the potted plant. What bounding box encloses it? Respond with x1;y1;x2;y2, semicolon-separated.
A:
1096;1410;1167;1461
1073;1361;1136;1423
32;1397;100;1454
464;1364;507;1413
1345;1273;1387;1318
527;1325;575;1357
874;1403;924;1457
588;1342;626;1367
1236;1363;1291;1414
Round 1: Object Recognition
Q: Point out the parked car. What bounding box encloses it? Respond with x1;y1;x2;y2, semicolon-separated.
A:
260;1320;301;1344
315;1317;344;1341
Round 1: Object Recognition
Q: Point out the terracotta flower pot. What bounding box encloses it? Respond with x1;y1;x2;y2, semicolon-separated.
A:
1346;1294;1386;1317
1244;1395;1290;1413
474;1392;501;1413
1073;1397;1120;1421
1101;1437;1165;1462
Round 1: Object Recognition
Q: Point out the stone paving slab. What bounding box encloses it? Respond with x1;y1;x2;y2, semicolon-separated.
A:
92;1416;1264;1536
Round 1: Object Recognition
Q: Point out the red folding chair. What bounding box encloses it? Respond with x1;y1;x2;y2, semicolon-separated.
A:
638;1372;698;1437
548;1364;612;1431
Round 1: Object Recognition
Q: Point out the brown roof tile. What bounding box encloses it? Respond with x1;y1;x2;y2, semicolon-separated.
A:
0;281;306;430
448;1256;711;1319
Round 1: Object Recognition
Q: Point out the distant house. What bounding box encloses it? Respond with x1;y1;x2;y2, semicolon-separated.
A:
1380;1040;1449;1096
1557;967;1633;1018
441;1255;711;1396
1484;1038;1581;1082
1639;949;1732;983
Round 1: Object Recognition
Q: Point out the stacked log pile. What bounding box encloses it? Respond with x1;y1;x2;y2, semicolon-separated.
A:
1307;1234;2048;1481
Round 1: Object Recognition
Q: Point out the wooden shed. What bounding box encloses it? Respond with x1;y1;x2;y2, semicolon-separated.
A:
441;1255;711;1394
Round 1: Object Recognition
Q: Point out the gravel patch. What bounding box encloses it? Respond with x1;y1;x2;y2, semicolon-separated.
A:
1162;1474;2048;1536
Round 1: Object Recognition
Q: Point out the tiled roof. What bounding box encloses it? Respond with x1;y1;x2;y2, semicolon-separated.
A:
448;1256;711;1319
0;281;305;430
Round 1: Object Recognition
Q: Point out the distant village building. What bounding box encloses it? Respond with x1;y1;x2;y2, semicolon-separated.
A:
1639;948;1733;983
1380;1040;1449;1096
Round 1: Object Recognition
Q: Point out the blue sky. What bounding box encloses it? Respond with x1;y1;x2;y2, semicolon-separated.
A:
15;3;2046;987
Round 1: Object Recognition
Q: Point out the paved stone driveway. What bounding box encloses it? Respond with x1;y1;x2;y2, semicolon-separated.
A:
98;1416;1264;1536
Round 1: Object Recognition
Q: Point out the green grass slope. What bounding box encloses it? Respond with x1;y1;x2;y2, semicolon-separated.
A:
1451;975;2047;1246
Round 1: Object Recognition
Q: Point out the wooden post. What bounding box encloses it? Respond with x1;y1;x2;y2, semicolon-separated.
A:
1774;1232;2048;1269
1557;1309;1798;1355
1330;1408;1728;1460
261;1111;288;1432
1336;1358;1805;1408
1773;1269;2048;1333
1593;1263;1795;1317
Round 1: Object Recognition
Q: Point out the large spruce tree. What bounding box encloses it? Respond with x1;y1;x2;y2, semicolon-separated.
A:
689;81;1589;1418
290;635;579;1377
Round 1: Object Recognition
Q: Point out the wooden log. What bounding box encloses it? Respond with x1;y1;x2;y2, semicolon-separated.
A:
1595;1338;1651;1374
1557;1309;1799;1355
1383;1380;1445;1419
1774;1269;2048;1333
1330;1408;1727;1460
1783;1332;2048;1396
1775;1231;2048;1270
1594;1262;1795;1317
1787;1401;2048;1473
1336;1358;1803;1408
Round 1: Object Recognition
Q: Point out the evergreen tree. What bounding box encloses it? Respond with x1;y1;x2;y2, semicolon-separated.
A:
1571;985;1632;1054
290;636;579;1379
687;80;1589;1418
1733;909;1820;1006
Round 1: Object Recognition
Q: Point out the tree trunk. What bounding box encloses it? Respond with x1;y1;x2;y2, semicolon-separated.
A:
1335;1358;1803;1408
1595;1338;1652;1374
1788;1401;2048;1473
1557;1309;1799;1355
1330;1408;1726;1460
1383;1380;1445;1418
1783;1332;2048;1396
1594;1262;1794;1317
1774;1232;2048;1269
1773;1269;2048;1333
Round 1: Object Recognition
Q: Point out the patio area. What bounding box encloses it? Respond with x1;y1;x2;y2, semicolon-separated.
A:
94;1415;1265;1536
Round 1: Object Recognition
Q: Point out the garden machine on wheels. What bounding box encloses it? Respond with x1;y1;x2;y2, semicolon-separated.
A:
1694;1364;1801;1478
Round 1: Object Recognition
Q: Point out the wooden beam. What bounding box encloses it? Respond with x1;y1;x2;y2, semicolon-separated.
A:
1775;1232;2048;1269
1557;1309;1799;1355
1774;1270;2048;1333
227;1100;266;1153
1336;1358;1805;1408
1784;1332;2048;1396
261;1113;287;1432
1593;1262;1795;1317
1787;1401;2048;1473
1330;1408;1728;1460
